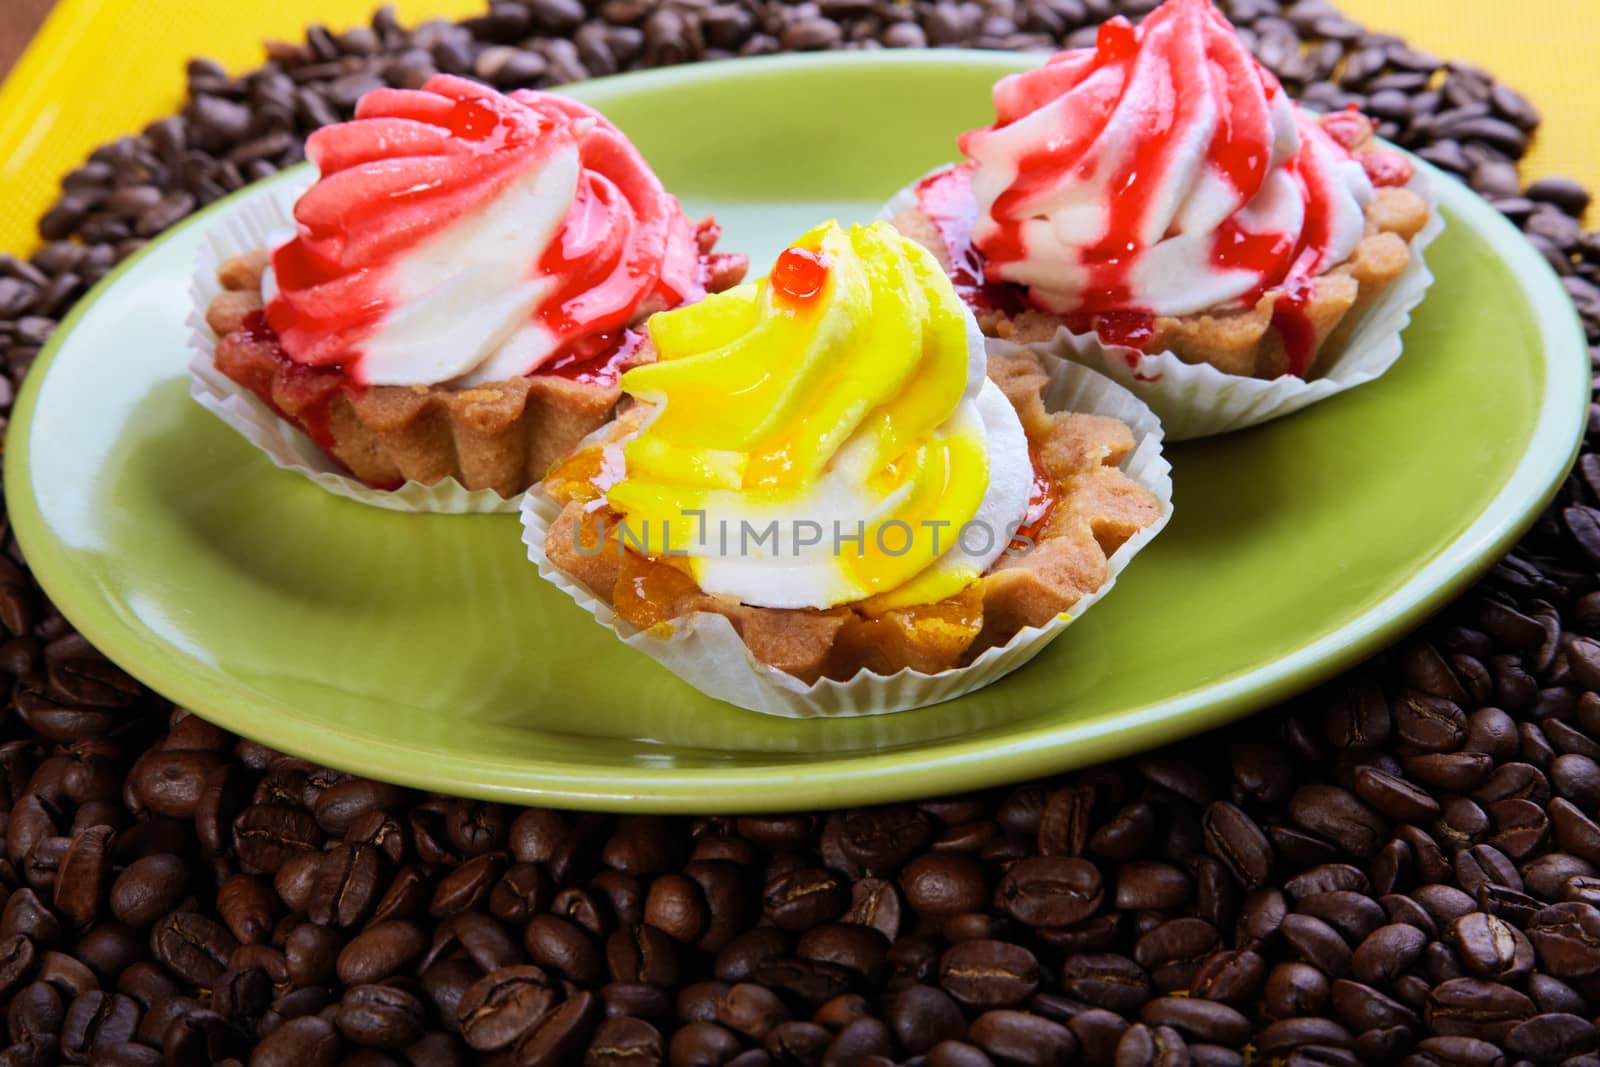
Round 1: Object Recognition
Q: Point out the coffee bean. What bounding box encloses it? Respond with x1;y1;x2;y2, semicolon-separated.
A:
108;854;187;928
607;925;678;987
521;914;602;986
151;912;237;986
1061;953;1151;1014
1114;862;1193;911
1289;787;1387;858
454;965;557;1051
968;1009;1076;1066
887;984;965;1054
1295;892;1385;944
60;990;139;1060
209;874;274;948
715;983;789;1041
1254;1017;1355;1057
1352;922;1428;986
669;1019;740;1066
1038;784;1093;857
212;964;271;1023
6;981;63;1043
902;854;987;917
643;874;707;944
1091;803;1156;863
1506;1012;1599;1060
1524;852;1597;900
306;843;383;928
1133;918;1221;991
1452;910;1535;980
1141;997;1250;1047
797;923;888;985
1425;977;1534;1041
1189;949;1265;1008
1115;1022;1189;1067
1527;901;1600;976
336;920;426;985
1197;803;1271;889
233;805;322;872
763;868;848;931
1265;962;1330;1019
334;985;424;1049
996;857;1103;927
1279;914;1353;978
1329;979;1418;1034
250;1016;341;1067
938;940;1040;1008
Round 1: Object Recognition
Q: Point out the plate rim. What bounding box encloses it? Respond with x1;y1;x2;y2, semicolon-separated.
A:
6;50;1591;812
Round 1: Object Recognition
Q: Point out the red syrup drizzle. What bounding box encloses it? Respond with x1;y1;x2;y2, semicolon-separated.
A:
537;328;647;384
971;2;1284;321
913;165;1024;316
1010;450;1061;551
235;311;348;455
1268;275;1318;377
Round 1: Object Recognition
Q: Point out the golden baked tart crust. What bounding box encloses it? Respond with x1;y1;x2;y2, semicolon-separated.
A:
542;348;1162;684
206;248;745;498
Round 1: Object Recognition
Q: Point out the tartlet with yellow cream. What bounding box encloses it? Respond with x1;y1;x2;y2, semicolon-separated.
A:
524;221;1171;714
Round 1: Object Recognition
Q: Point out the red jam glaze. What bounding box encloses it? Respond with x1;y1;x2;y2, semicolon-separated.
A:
1268;275;1318;377
912;165;1024;315
266;75;728;385
961;0;1289;315
771;247;828;304
1010;451;1061;550
536;329;648;385
232;312;362;474
954;0;1380;351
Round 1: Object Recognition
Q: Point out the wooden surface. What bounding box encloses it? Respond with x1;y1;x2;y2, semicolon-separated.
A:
0;0;53;80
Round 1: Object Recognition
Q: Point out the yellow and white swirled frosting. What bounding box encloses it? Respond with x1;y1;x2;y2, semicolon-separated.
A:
602;221;1031;611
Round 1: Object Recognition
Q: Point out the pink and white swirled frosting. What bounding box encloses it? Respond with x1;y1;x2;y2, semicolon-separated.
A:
957;0;1376;317
265;74;712;386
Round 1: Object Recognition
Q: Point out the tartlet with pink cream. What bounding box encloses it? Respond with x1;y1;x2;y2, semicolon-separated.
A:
886;0;1438;437
194;74;745;504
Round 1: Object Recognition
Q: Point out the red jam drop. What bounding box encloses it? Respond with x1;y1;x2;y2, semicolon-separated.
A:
1096;17;1138;60
771;247;828;303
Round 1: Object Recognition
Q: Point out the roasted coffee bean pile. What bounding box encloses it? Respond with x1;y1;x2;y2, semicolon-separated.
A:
2;0;1600;1065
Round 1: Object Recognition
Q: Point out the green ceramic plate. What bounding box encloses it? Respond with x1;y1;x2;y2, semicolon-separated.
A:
6;52;1589;812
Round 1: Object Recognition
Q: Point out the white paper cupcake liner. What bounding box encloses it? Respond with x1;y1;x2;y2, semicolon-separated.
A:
879;161;1444;441
185;177;522;514
520;355;1174;718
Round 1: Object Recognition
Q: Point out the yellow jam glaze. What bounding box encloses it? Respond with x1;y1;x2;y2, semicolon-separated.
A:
603;221;997;609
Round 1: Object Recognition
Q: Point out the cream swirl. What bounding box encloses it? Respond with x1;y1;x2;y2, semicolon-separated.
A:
958;0;1373;317
601;222;1032;611
265;75;710;386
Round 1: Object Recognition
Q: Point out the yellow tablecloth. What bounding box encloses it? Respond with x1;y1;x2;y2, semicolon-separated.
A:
0;0;1594;255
